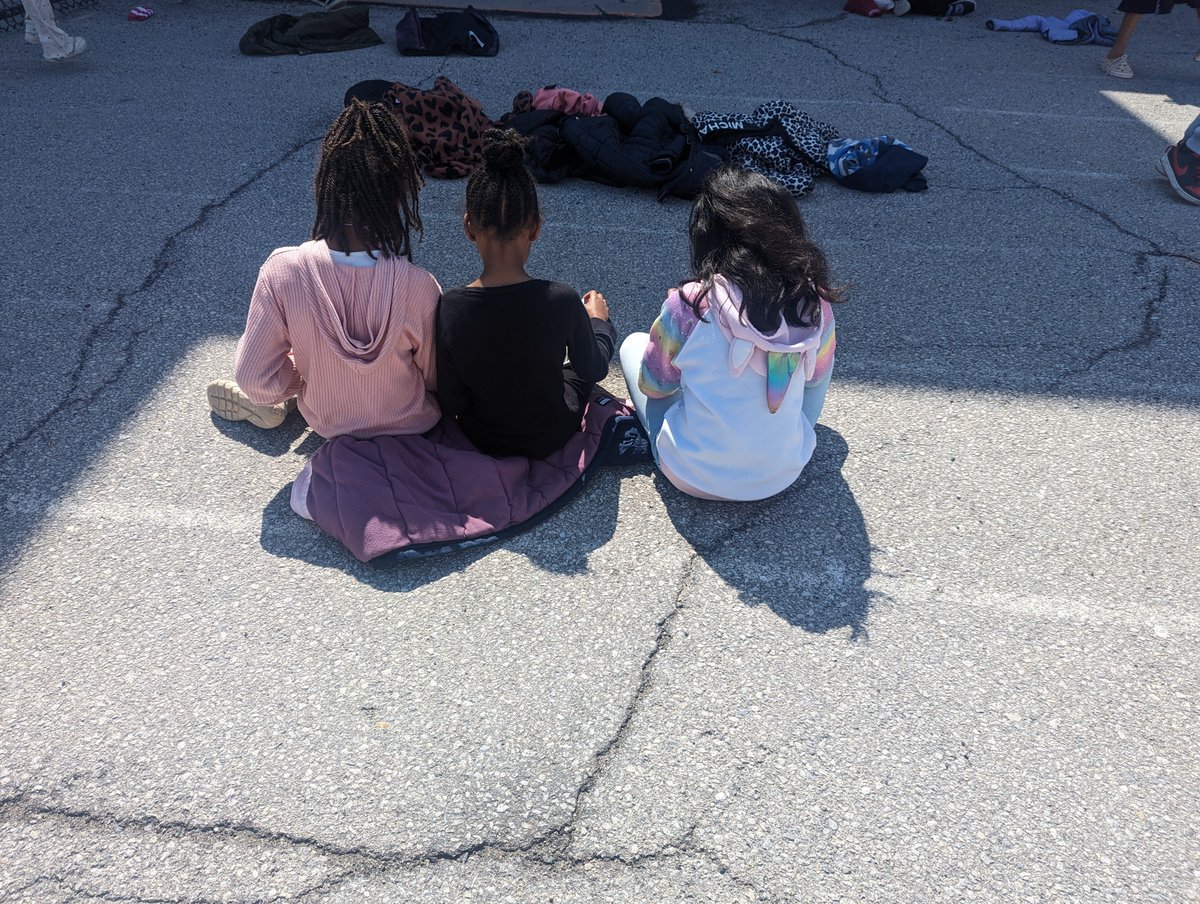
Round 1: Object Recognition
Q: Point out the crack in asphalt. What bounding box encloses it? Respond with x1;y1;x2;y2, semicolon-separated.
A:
14;20;1181;904
0;67;446;472
1049;255;1166;389
735;21;1194;392
0;131;323;467
738;23;1200;267
0;555;709;899
534;554;699;857
0;547;780;900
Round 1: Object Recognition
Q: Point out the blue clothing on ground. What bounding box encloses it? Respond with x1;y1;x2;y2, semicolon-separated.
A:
828;135;916;178
986;9;1117;45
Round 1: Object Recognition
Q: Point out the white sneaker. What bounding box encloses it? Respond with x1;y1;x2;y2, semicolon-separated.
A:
1101;53;1133;79
207;380;296;429
47;35;87;62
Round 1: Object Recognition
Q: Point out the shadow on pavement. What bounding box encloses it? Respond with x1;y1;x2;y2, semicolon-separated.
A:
661;427;873;638
209;412;314;458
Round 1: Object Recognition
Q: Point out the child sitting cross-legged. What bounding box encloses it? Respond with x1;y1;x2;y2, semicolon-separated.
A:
435;129;617;459
620;166;844;502
208;100;441;440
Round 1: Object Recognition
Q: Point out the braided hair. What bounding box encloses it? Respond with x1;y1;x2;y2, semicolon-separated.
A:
464;129;539;239
312;99;424;260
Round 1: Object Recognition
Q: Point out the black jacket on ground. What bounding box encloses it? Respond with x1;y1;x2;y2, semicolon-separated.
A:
501;93;728;199
240;6;382;55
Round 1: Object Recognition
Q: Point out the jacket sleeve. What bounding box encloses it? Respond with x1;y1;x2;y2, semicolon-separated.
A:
564;291;616;383
806;302;837;387
434;299;470;418
410;273;441;394
639;288;701;399
233;269;302;405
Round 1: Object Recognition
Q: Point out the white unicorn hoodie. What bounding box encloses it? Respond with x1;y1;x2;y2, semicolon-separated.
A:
656;276;830;501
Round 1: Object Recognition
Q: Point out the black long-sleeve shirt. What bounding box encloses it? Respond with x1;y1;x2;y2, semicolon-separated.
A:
436;279;617;459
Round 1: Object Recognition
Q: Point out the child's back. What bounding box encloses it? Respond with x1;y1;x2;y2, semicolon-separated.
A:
620;166;844;502
648;276;835;500
235;241;440;439
436;129;616;459
438;278;613;458
211;99;439;440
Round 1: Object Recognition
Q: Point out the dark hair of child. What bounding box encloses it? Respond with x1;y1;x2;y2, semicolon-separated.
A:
311;99;424;260
464;129;540;239
685;166;846;333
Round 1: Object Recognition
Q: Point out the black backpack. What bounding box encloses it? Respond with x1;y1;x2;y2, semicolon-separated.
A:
396;6;499;56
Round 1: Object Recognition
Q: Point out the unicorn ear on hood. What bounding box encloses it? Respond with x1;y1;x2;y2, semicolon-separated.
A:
728;337;756;377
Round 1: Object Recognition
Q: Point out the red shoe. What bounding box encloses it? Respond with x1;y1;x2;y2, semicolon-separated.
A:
1161;142;1200;205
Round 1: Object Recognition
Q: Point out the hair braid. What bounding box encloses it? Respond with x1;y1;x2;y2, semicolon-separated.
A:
312;99;424;260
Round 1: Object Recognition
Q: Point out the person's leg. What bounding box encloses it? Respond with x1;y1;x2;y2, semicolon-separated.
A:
1159;114;1200;204
21;0;85;60
1107;12;1140;58
618;333;676;463
1185;114;1200;155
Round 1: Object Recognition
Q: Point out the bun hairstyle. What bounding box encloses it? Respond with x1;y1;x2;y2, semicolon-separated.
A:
686;166;845;333
480;128;526;170
312;99;424;260
465;128;540;240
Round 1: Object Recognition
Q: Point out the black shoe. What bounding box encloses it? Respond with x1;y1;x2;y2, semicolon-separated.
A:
601;415;652;466
944;0;975;15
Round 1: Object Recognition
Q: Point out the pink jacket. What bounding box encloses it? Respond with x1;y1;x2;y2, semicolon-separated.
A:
532;86;604;117
234;240;441;439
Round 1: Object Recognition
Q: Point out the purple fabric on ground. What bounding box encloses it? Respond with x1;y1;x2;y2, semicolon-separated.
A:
305;398;631;562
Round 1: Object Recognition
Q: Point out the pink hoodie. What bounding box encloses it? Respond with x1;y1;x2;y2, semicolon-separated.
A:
234;240;441;439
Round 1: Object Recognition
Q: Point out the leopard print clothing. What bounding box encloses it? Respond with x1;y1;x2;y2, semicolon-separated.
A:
385;76;494;179
692;101;840;197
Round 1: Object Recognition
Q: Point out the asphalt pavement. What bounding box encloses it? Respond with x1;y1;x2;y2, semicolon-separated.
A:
1;1;1198;901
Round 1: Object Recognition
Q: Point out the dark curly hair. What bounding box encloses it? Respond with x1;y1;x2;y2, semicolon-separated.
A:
312;99;424;260
464;128;540;240
685;166;846;332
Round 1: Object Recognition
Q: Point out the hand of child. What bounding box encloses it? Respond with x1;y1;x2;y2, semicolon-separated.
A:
583;290;610;321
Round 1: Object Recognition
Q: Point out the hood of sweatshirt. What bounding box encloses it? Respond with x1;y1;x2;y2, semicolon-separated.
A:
706;275;824;414
299;240;408;367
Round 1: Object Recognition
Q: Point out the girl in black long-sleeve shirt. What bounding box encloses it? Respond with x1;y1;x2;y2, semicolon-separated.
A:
436;129;616;459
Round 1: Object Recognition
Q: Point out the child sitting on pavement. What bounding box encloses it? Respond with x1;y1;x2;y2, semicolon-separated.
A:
208;100;441;440
434;129;617;460
619;167;843;502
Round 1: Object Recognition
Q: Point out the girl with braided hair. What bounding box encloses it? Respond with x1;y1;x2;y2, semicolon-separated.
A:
435;129;617;459
208;100;441;441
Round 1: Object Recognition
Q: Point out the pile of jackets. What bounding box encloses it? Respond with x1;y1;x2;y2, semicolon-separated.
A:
345;77;930;200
